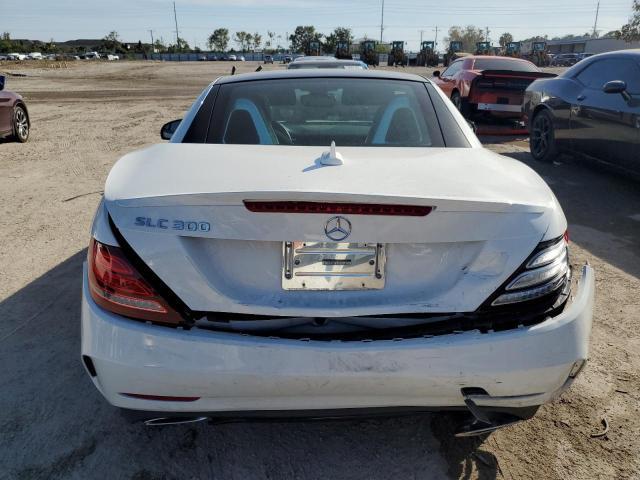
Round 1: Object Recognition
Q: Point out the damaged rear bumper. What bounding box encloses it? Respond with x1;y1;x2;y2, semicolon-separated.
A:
81;264;594;414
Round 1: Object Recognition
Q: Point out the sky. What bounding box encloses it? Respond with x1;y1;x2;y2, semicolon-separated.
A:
2;0;635;51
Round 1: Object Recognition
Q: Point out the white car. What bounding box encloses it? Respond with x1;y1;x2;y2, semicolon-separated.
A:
7;53;27;61
82;70;594;435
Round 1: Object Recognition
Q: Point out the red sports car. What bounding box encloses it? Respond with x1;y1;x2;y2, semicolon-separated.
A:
432;56;554;119
0;75;30;142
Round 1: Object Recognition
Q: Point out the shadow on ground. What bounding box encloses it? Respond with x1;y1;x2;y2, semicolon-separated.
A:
0;252;499;480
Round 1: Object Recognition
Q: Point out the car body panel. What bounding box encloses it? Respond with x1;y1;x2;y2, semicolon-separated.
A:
524;50;640;175
82;263;594;412
432;56;552;118
82;70;586;420
102;143;565;316
0;84;28;138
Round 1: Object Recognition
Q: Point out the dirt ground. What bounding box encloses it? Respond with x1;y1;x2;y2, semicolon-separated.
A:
0;60;639;480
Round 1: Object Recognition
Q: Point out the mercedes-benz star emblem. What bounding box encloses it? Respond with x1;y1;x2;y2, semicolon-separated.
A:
324;216;352;241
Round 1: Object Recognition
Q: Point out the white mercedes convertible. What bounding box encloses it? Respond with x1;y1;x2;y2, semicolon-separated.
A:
81;70;594;435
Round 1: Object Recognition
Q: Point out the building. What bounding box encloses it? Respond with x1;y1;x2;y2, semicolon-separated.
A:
547;36;640;55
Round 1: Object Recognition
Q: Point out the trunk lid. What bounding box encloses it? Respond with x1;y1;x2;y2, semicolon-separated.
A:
104;144;556;316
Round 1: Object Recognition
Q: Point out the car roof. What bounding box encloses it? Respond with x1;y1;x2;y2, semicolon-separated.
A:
287;60;366;69
216;69;429;84
293;56;337;62
464;55;535;64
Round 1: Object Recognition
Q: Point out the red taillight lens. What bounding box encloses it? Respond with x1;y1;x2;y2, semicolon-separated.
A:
244;201;432;216
88;238;183;325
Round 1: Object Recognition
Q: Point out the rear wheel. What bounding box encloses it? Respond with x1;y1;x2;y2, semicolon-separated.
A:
13;105;29;143
530;109;558;162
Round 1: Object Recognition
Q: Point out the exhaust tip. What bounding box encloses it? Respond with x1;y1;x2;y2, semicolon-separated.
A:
144;416;208;426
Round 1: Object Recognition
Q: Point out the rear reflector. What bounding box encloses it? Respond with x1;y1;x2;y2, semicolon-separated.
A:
244;201;433;216
121;393;200;402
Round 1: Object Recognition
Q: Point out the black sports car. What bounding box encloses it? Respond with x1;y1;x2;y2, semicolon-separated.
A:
523;50;639;176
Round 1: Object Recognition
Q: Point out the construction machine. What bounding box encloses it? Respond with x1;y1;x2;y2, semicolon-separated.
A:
443;41;463;66
416;41;438;67
475;42;491;55
387;41;408;66
505;41;521;57
530;41;549;67
359;40;379;67
335;40;352;59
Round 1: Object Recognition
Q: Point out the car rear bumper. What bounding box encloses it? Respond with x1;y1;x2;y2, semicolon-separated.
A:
81;264;594;414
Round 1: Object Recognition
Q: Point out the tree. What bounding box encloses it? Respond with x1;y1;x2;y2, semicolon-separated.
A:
499;32;513;47
252;32;262;51
208;28;229;51
0;32;13;53
324;27;353;54
445;25;486;52
168;37;189;53
618;0;640;41
234;31;251;51
102;31;121;51
153;39;166;53
289;26;323;53
266;31;276;49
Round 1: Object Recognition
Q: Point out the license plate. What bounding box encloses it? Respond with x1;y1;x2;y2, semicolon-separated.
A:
282;242;386;290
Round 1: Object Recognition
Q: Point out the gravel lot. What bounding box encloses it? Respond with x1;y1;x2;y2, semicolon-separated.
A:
1;60;639;480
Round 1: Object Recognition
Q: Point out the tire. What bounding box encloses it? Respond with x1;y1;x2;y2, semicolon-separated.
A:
530;109;558;163
12;105;29;143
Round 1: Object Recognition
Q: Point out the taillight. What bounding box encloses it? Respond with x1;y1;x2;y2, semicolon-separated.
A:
88;238;183;325
491;233;570;307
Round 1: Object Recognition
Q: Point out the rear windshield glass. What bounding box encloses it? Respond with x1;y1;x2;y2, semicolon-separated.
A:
205;78;446;147
472;58;539;72
288;62;366;70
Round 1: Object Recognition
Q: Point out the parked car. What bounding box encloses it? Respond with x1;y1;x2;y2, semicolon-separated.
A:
282;55;293;64
287;59;367;70
238;56;246;61
0;75;30;142
550;53;580;67
27;52;43;60
106;54;120;61
431;55;555;118
227;54;237;61
524;50;640;176
263;55;274;64
82;69;594;436
7;53;27;60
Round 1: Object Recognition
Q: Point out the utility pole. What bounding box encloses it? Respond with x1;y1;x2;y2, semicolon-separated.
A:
592;0;600;37
419;30;424;44
149;29;154;51
434;26;439;48
485;26;490;42
173;1;180;47
380;0;385;43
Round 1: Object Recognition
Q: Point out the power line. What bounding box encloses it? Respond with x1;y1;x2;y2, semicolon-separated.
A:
593;0;601;36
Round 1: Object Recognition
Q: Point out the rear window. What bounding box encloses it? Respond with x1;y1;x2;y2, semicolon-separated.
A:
204;78;455;147
203;77;476;147
472;58;539;72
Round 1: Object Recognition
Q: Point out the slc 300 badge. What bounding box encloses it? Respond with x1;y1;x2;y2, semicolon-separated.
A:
135;216;211;232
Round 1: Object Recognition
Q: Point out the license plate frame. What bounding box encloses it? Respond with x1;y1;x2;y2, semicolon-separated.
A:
282;242;386;290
